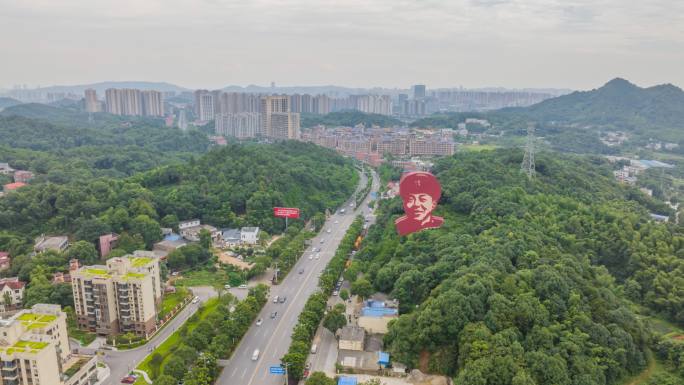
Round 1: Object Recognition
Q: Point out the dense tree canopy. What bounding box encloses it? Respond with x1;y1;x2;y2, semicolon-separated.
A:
356;149;684;384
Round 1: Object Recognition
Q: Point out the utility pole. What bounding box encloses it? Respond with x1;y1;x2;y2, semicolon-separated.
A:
521;122;536;179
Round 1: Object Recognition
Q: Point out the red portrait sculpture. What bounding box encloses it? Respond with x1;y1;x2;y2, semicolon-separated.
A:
395;171;444;236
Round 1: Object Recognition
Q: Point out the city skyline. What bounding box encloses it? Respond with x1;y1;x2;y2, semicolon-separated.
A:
1;0;683;90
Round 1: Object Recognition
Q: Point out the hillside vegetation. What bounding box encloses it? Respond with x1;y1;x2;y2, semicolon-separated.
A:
352;149;684;384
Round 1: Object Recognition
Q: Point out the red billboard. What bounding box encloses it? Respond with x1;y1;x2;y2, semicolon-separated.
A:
395;171;444;236
274;207;300;219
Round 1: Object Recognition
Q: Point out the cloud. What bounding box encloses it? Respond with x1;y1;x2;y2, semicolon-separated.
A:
0;0;682;89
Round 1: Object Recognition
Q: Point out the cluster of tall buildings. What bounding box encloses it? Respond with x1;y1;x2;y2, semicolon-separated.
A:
302;126;456;166
103;88;164;116
83;88;164;117
197;91;301;140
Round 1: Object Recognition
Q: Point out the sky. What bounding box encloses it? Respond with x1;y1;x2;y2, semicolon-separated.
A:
1;0;683;91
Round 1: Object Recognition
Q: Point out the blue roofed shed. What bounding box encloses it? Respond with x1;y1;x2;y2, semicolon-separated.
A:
378;351;390;367
338;377;358;385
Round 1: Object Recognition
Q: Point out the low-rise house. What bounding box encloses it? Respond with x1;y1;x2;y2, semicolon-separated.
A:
0;162;14;175
339;325;365;351
357;298;399;334
52;272;72;285
154;235;188;254
178;219;201;230
98;233;119;258
0;251;10;271
34;235;69;253
0;277;25;310
181;224;220;242
14;170;34;183
240;227;260;244
222;229;242;247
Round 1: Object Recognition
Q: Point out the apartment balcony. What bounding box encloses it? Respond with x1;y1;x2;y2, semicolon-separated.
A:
2;370;18;380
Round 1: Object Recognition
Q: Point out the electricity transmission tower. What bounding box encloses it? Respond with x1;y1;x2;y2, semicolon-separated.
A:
521;123;536;179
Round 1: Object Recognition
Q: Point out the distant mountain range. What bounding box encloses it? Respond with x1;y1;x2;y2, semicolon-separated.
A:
27;81;190;95
504;78;684;130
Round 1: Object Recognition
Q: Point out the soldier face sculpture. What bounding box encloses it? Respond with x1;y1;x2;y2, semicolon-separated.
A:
394;171;444;236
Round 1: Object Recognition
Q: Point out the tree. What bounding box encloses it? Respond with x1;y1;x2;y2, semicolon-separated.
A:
199;228;212;250
323;309;347;334
305;372;336;385
24;267;53;307
351;278;373;299
66;240;99;265
154;375;177;385
339;289;350;301
130;214;162;248
149;353;163;379
163;356;187;380
3;291;12;308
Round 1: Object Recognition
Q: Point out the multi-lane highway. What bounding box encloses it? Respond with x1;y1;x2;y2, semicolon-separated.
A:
216;169;379;385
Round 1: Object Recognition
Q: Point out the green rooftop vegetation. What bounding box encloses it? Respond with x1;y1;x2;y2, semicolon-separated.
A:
0;340;50;355
17;313;57;330
124;272;146;280
84;268;110;277
130;257;153;268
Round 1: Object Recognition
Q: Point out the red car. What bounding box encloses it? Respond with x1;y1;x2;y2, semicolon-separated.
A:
121;376;136;384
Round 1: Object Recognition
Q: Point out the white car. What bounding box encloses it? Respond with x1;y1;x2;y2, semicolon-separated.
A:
334;221;339;224
315;253;320;260
256;318;263;326
224;284;231;289
191;296;200;304
332;291;339;296
252;349;260;361
308;255;313;260
239;284;247;289
327;229;332;233
273;295;279;303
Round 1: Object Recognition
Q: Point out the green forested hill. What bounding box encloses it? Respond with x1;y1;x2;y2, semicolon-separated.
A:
0;114;210;181
353;149;684;384
411;78;684;146
0;97;21;110
0;141;358;248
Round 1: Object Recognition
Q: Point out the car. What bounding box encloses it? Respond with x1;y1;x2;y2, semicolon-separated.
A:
305;362;311;370
315;253;320;260
310;344;318;354
308;255;313;260
256;318;263;326
334;220;339;224
350;203;354;207
224;284;231;289
273;295;279;303
299;268;304;274
332;291;339;296
279;296;287;303
191;296;200;304
239;284;247;289
320;239;324;244
327;229;331;233
121;377;136;384
171;271;179;276
270;311;278;319
252;349;260;361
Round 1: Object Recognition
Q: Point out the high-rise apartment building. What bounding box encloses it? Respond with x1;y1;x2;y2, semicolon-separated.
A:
105;88;162;117
141;90;164;117
194;90;215;121
412;84;426;99
260;95;300;139
177;108;188;131
0;304;98;385
72;255;161;337
84;89;101;113
215;112;260;138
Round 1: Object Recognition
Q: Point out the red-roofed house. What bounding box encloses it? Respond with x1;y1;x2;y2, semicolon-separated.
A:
0;252;10;271
0;277;25;310
3;182;27;192
13;170;34;183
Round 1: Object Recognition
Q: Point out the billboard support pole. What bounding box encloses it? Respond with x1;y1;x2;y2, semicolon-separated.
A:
285;216;288;230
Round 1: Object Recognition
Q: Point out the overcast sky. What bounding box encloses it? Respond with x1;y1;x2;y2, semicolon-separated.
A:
1;0;682;90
